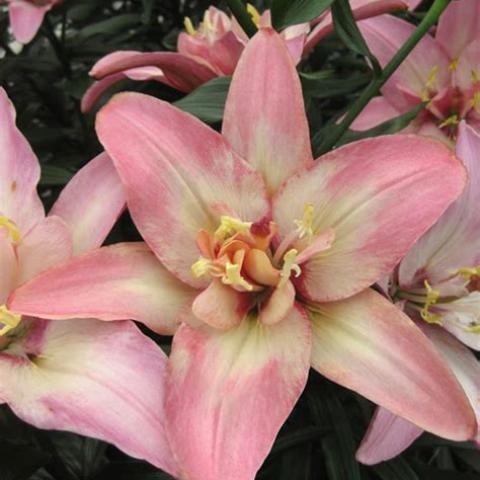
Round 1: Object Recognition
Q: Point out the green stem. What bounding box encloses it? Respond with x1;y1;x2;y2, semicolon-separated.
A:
226;0;257;38
317;0;452;155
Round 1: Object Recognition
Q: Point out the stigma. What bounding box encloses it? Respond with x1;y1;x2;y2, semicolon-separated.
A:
420;280;442;324
0;305;21;336
0;216;21;243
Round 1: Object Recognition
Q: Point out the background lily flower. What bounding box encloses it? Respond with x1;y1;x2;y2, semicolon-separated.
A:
357;122;480;465
10;29;475;480
2;0;61;44
81;0;411;113
0;87;179;476
353;0;480;142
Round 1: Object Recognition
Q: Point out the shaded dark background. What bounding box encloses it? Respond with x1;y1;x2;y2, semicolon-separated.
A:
1;1;479;479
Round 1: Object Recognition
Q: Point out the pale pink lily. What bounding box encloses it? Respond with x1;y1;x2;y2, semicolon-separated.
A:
357;122;480;465
0;87;179;475
353;0;480;142
10;29;475;480
1;0;61;44
81;0;413;112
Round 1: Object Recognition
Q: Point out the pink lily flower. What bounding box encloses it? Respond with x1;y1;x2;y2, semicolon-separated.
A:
10;29;475;480
0;87;178;474
356;122;480;465
81;0;412;112
353;0;480;142
1;0;62;44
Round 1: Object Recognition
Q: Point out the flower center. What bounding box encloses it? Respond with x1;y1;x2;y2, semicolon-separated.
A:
0;215;21;244
0;305;21;336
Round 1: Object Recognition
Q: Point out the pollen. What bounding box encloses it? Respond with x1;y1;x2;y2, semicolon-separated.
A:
456;266;480;280
420;65;439;102
420;280;442;325
247;3;261;27
222;262;253;291
471;92;480;113
449;58;459;71
0;216;21;243
471;69;480;84
191;257;213;278
0;305;21;336
279;249;302;288
294;203;315;241
184;17;196;35
214;216;252;241
438;114;459;129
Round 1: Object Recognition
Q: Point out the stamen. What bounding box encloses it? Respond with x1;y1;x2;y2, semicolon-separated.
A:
279;249;301;288
0;216;21;243
246;3;261;27
449;58;458;71
456;266;480;280
222;262;253;291
420;65;439;102
0;305;21;336
184;17;196;35
191;257;213;278
420;280;442;325
438;114;459;129
471;92;480;113
214;216;252;241
471;69;480;84
294;203;315;241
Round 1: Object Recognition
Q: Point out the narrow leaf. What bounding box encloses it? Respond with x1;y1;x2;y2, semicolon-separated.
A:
272;0;335;30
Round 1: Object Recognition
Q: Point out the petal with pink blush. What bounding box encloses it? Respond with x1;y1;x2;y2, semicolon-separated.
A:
192;280;250;330
399;123;480;287
454;41;480;94
350;96;402;131
50;153;126;256
9;1;51;44
258;281;295;326
309;288;475;441
436;0;480;60
0;88;44;232
9;242;195;335
165;306;311;480
356;407;423;465
96;92;269;288
274;135;465;302
0;234;17;304
16;216;72;287
222;28;313;194
0;318;178;476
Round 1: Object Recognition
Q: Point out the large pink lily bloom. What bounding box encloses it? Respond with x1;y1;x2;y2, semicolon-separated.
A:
353;0;480;142
10;29;475;480
356;122;480;465
81;0;413;113
0;87;179;475
2;0;61;44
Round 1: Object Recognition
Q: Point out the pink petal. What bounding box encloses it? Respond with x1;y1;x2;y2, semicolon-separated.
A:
358;16;450;110
165;306;311;480
274;135;465;302
192;280;251;330
0;318;178;475
436;0;480;60
50;153;126;255
399;123;480;287
96;92;269;288
16;216;72;286
350;96;403;131
454;41;480;94
356;407;423;465
9;243;196;335
309;288;476;440
89;50;217;92
222;28;313;194
9;1;51;44
0;88;44;232
0;234;17;303
258;280;295;326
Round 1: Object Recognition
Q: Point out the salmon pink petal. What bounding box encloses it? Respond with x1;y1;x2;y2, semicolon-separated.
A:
356;407;423;465
0;234;17;303
399;123;480;287
0;88;44;232
89;51;216;92
222;28;313;194
16;216;72;286
358;16;450;109
0;318;178;475
350;96;403;131
9;243;196;335
192;280;250;330
454;41;480;94
9;1;51;44
274;135;465;302
258;281;295;326
50;153;125;255
309;288;476;440
436;0;480;60
165;306;311;480
96;92;269;288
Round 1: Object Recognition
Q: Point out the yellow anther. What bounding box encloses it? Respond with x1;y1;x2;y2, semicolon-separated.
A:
420;280;442;325
456;266;480;280
0;216;21;243
0;305;21;336
222;262;253;291
214;216;252;241
420;65;439;101
471;69;480;84
294;203;315;241
279;249;302;288
191;257;212;278
246;3;261;27
184;17;196;35
471;92;480;112
449;58;459;71
438;114;460;129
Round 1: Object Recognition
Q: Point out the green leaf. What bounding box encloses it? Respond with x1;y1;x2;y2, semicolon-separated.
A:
0;441;50;480
371;458;419;480
331;0;381;75
301;71;371;99
174;77;231;123
272;0;335;30
40;165;75;186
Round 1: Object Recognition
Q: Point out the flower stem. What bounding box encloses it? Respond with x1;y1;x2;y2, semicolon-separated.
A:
226;0;258;38
317;0;452;155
